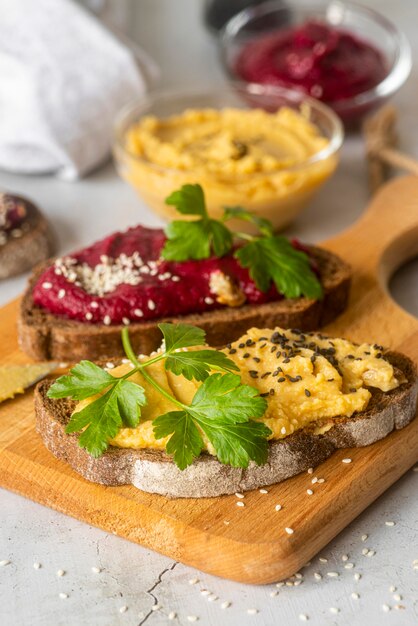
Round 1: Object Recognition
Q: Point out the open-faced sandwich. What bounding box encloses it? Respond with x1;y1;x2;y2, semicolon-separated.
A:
0;193;53;280
19;184;350;361
35;322;417;497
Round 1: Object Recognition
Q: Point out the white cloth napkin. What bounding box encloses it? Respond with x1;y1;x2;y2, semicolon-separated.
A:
0;0;152;180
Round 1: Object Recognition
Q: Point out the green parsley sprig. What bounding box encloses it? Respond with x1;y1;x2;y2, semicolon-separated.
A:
162;184;323;300
47;323;271;469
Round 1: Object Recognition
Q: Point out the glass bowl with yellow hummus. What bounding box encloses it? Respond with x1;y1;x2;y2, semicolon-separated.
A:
113;83;343;232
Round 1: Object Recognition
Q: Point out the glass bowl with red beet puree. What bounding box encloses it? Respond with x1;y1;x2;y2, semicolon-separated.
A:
221;0;411;127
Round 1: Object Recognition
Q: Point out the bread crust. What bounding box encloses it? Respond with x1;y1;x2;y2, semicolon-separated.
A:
34;351;417;498
0;197;53;280
19;246;351;361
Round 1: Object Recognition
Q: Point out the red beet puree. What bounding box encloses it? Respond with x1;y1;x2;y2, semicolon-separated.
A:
235;20;387;103
32;225;317;325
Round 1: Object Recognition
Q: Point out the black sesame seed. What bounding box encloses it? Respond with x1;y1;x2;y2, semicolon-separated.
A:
229;348;237;354
346;354;355;359
226;343;232;349
283;358;291;364
249;371;258;378
270;346;277;353
305;389;311;397
243;353;250;359
327;378;334;382
259;343;267;349
277;377;286;382
269;388;275;396
261;371;271;379
350;387;357;393
310;355;316;363
238;343;245;349
376;353;382;359
253;357;261;363
246;339;254;346
258;336;268;341
260;392;270;397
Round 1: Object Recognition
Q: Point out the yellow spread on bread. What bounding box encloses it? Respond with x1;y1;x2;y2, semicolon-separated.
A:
73;328;401;452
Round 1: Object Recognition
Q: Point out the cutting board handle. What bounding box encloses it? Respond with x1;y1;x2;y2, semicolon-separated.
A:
324;175;418;283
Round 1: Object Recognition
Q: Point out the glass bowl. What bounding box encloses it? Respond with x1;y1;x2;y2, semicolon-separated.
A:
221;0;411;127
113;83;343;232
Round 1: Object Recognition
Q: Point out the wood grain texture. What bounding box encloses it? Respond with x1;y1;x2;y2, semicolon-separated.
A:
0;175;417;585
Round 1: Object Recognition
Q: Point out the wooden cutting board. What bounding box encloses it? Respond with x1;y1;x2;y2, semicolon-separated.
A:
0;176;417;585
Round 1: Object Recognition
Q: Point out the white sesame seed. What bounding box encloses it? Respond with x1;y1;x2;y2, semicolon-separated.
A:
171;276;180;282
0;560;10;567
221;601;231;609
235;492;244;499
270;591;278;597
42;282;52;289
389;585;396;592
276;582;285;588
314;572;322;580
259;489;268;494
236;501;245;507
385;521;395;526
247;609;258;615
311;477;318;484
286;581;294;587
342;458;352;464
122;317;130;326
188;578;199;585
327;572;339;578
59;593;68;599
317;478;325;484
168;611;176;620
329;607;340;614
187;616;198;622
57;569;65;577
208;595;218;602
393;594;402;601
361;534;368;542
275;504;282;511
367;550;375;557
362;548;369;555
200;590;210;596
319;557;328;563
382;604;390;612
294;580;302;586
119;606;128;613
281;426;286;435
103;315;111;325
307;467;313;474
151;604;160;611
204;297;214;305
147;299;156;311
342;554;349;561
90;301;99;308
85;312;93;320
91;566;101;573
394;604;404;610
351;592;360;599
354;573;361;581
295;572;303;579
58;289;66;299
223;520;230;525
307;489;313;495
33;562;41;569
105;362;114;369
134;308;143;317
344;563;354;569
285;527;294;535
299;614;309;621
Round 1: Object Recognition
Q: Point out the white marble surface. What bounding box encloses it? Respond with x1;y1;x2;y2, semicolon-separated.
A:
0;1;418;625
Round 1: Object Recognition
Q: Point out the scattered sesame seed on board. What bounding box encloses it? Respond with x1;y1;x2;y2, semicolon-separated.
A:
33;562;41;569
342;458;352;464
91;566;101;573
57;569;65;577
151;604;160;611
58;593;68;599
168;611;177;620
329;607;340;614
307;489;313;495
0;560;11;567
389;585;397;592
119;606;128;614
367;550;376;557
307;468;313;474
221;601;231;609
311;477;318;484
247;608;258;615
270;591;278;597
285;527;294;535
361;534;368;542
188;578;199;585
187;616;198;622
382;604;390;612
341;554;349;561
314;573;322;581
394;604;405;610
299;614;309;621
327;572;339;578
362;548;369;555
235;492;244;499
385;521;396;526
275;504;282;511
354;573;361;581
344;563;354;569
276;581;285;588
259;489;268;494
393;594;402;602
351;593;360;600
317;478;325;484
236;501;245;507
200;590;211;597
319;557;328;563
208;595;218;602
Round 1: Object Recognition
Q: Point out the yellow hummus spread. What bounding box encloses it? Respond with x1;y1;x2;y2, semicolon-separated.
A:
118;107;339;231
74;328;401;453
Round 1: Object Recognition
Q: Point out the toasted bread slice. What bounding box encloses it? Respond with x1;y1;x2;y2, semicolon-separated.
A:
34;351;417;498
19;247;351;361
0;197;53;280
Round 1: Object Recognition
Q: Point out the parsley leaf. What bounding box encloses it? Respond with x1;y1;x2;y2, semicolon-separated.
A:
158;322;206;352
165;350;239;382
153;410;204;470
235;236;323;299
223;206;274;237
153;373;270;469
162;184;233;261
47;360;115;400
65;379;146;458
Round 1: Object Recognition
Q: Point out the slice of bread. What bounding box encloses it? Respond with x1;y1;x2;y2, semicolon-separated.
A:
34;351;417;498
19;247;351;361
0;197;53;280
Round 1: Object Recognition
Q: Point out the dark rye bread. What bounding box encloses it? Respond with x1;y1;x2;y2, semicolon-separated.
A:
19;247;351;361
34;351;417;498
0;198;53;280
